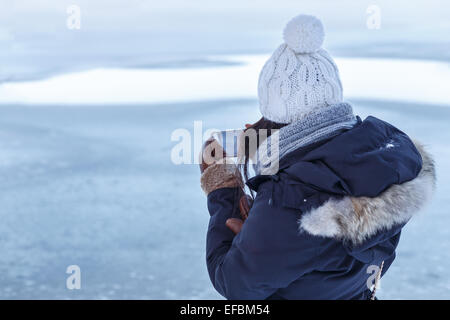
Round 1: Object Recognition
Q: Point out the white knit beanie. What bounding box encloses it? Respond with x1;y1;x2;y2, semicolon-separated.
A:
258;14;344;124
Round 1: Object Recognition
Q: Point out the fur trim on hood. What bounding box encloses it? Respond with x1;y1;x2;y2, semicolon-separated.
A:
298;140;436;245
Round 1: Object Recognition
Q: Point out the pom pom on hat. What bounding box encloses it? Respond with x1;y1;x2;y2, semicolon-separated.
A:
283;14;325;54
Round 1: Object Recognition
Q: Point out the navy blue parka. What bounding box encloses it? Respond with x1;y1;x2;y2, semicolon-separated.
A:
204;116;435;299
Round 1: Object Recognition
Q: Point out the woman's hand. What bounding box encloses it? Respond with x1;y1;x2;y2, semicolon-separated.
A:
226;194;253;234
199;133;253;235
199;137;243;195
199;138;226;173
225;218;243;234
200;122;253;172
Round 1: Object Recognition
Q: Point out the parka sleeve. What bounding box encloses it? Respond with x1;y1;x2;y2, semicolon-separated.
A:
206;186;329;300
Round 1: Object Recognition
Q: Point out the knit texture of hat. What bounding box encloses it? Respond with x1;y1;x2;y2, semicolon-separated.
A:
258;14;344;124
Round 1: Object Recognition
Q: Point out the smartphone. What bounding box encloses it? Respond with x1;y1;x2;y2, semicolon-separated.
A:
211;129;243;158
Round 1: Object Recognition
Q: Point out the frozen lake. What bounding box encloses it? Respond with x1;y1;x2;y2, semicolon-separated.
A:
0;56;449;299
1;56;450;106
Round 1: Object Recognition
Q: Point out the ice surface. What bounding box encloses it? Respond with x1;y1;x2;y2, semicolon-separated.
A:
1;47;450;299
2;0;450;83
1;56;450;106
0;96;449;299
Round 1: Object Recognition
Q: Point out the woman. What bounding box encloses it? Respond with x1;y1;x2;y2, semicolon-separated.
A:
199;15;435;300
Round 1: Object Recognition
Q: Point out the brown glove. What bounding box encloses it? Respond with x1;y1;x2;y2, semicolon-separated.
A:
226;194;253;235
199;138;226;174
199;138;244;194
200;137;252;235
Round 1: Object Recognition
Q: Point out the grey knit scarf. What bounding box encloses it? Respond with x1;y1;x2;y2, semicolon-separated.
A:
256;102;357;175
